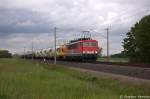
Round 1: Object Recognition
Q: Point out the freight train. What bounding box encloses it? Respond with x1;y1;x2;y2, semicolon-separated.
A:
23;37;100;61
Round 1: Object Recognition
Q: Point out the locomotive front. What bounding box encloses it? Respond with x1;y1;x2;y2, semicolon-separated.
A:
64;38;99;61
79;39;99;61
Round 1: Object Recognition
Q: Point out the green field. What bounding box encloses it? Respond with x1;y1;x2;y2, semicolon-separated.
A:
97;58;129;63
0;59;150;99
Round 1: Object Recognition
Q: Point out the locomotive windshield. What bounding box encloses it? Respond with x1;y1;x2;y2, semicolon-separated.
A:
82;42;97;47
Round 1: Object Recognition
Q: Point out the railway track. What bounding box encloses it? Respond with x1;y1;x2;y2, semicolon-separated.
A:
90;61;150;68
45;60;150;80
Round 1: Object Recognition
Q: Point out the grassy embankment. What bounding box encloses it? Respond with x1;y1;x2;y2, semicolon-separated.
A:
0;58;149;99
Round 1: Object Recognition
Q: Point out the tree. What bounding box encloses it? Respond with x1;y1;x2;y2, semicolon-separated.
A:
122;15;150;63
0;50;12;58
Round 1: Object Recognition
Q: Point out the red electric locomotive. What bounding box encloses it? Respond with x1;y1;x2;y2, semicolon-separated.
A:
64;37;99;61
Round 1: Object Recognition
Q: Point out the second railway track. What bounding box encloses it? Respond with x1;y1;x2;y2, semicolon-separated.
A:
45;60;150;80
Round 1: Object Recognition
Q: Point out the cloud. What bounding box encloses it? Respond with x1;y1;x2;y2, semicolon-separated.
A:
0;0;150;54
0;33;54;54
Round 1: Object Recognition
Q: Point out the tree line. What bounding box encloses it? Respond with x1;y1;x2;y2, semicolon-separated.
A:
0;50;12;58
122;15;150;63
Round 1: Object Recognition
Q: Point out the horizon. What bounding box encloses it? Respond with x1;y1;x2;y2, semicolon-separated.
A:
0;0;150;55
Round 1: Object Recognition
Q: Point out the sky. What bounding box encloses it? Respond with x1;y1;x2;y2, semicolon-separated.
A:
0;0;150;55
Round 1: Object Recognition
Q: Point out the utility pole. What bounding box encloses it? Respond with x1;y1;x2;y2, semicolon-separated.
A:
32;42;34;60
24;47;26;59
106;28;109;62
54;27;57;64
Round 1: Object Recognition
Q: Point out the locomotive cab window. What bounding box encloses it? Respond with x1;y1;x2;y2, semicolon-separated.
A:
82;42;97;47
91;42;97;46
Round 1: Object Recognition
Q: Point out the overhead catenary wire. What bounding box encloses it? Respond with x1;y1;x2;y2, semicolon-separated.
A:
23;8;150;56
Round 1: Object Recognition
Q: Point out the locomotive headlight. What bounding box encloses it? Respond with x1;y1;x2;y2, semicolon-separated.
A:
95;51;98;54
83;51;86;54
87;51;90;53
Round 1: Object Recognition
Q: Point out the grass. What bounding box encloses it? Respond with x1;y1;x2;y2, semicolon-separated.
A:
0;58;150;99
97;57;129;63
